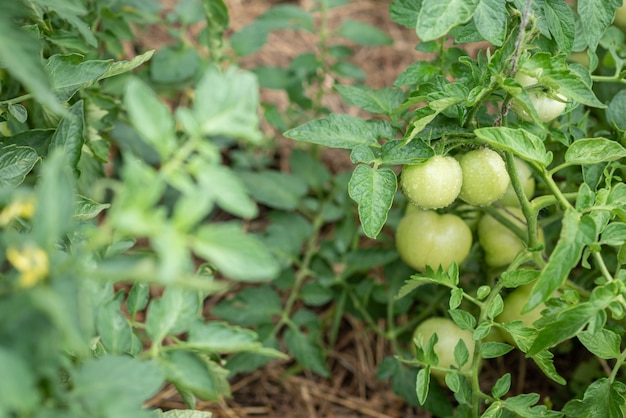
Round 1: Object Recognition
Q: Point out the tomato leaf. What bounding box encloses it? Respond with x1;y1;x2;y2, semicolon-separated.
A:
492;373;511;399
389;0;422;28
415;367;430;405
160;351;230;401
543;0;575;54
562;378;626;418
454;339;470;368
48;100;85;171
448;309;476;331
0;144;39;188
380;138;434;165
530;350;566;385
416;0;479;41
578;0;622;50
474;127;553;167
193;223;280;282
578;328;622;359
472;0;507;46
565;138;626;165
501;393;562;417
348;165;397;238
284;114;381;149
284;327;330;377
337;19;393;46
480;342;514;359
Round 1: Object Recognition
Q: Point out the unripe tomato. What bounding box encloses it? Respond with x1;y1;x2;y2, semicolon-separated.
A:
497;284;546;329
458;148;509;206
413;317;475;379
511;73;567;123
477;207;543;268
498;157;535;207
400;155;462;209
396;210;472;272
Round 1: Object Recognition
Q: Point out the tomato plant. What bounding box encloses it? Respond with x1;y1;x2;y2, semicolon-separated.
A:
395;209;472;272
400;155;462;209
457;148;510;206
286;0;626;416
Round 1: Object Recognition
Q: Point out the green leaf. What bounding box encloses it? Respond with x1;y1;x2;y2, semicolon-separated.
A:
492;373;511;399
125;78;176;159
212;286;281;326
0;347;39;414
146;288;200;344
74;195;110;221
415;367;430;405
562;378;626;418
335;85;404;114
578;328;622;359
578;0;622;50
72;356;164;418
194;67;261;142
474;127;552;167
284;327;330;377
238;170;307;211
192;222;280;282
126;283;150;315
97;292;133;354
601;222;626;246
543;0;575;54
31;151;75;251
389;0;422;28
8;103;27;123
531;349;566;385
46;54;111;101
501;393;561;418
337;19;393;46
348;165;397;238
480;342;514;359
500;269;540;288
380;139;434;165
100;50;155;79
416;0;479;41
160;351;230;401
473;0;507;46
394;61;439;86
0;145;38;188
187;321;277;355
528;302;599;355
448;309;476;331
197;165;258;218
454;339;470;368
284;114;380;149
565;138;626;165
607;90;626;130
525;210;595;312
0;9;63;113
48;100;85;170
150;45;200;84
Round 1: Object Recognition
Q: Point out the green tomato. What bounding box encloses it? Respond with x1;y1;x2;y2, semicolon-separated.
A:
498;157;535;207
477;207;543;268
413;317;475;379
511;73;567;123
497;285;545;329
400;155;462;209
396;209;472;272
458;148;509;206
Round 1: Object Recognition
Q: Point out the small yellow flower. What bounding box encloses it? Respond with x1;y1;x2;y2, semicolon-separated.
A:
6;245;49;288
0;198;36;226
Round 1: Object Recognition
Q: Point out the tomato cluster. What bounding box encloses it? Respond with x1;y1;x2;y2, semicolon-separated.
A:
396;152;539;273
